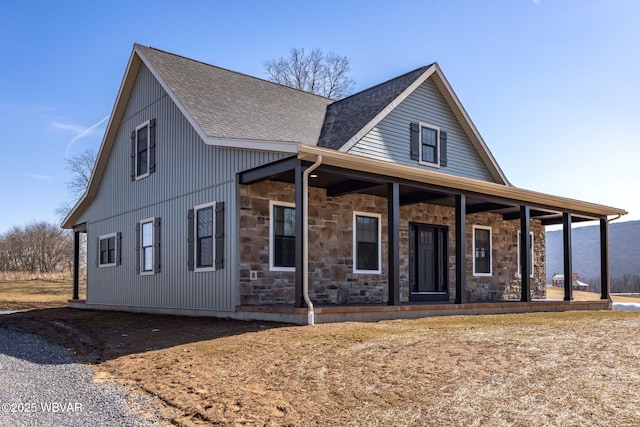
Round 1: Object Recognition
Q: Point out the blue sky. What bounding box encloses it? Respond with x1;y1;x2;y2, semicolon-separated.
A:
1;0;638;233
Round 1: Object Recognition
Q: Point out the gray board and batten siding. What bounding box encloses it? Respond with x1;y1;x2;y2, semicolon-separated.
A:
78;64;288;313
347;77;497;183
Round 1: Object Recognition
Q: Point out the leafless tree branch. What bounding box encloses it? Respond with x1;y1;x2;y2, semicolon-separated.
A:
264;48;355;99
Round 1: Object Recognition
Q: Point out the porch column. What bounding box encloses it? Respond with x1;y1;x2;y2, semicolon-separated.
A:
563;213;573;301
455;194;466;304
600;218;610;300
520;205;531;302
72;230;80;300
387;182;400;305
294;164;305;308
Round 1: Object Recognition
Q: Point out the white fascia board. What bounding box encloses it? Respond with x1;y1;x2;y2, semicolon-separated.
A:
339;65;437;153
431;64;510;185
62;47;142;229
205;137;300;153
61;195;85;229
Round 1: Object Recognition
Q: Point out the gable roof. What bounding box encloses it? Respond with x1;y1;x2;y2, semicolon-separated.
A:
318;63;509;185
63;45;511;228
137;45;333;147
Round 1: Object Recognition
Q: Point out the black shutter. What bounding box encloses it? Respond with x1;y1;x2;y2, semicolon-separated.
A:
135;223;141;274
410;123;420;160
130;130;136;181
154;217;161;273
187;209;195;271
116;232;122;266
440;130;448;167
408;225;415;291
95;237;99;267
149;119;156;174
215;202;225;269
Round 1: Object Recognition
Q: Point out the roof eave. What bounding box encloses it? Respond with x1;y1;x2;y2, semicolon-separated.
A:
205;138;301;153
62;46;144;229
430;63;510;185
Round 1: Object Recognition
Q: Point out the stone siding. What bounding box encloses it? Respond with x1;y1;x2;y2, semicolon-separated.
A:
239;181;546;305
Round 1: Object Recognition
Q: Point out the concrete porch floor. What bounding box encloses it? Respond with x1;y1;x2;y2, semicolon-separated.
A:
235;299;612;324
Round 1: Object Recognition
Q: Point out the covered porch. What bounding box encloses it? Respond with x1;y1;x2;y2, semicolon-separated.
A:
235;145;624;323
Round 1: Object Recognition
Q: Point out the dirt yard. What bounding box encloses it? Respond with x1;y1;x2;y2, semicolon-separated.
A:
1;307;639;426
2;280;640;426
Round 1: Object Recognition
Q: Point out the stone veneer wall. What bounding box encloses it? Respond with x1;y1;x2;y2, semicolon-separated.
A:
239;180;546;305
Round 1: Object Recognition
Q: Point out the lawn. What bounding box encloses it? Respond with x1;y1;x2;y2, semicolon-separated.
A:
1;281;640;426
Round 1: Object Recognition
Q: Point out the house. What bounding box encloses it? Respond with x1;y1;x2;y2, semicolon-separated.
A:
551;273;590;292
552;273;565;286
62;44;627;324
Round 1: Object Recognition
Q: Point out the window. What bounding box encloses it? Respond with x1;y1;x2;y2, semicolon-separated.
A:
517;231;535;278
270;201;296;271
136;218;160;274
187;202;225;272
410;122;448;167
98;234;117;267
421;126;438;164
473;226;492;276
353;212;381;274
130;119;156;181
136;122;149;178
196;203;215;270
140;219;154;274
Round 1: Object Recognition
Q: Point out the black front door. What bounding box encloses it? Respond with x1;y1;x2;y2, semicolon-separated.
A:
409;223;448;302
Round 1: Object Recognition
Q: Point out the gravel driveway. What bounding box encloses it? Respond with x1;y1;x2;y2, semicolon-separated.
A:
0;324;162;426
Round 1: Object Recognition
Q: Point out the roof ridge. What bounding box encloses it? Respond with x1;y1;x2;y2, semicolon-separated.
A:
139;44;334;102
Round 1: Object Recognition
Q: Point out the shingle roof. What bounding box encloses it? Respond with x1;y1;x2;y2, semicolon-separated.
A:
317;66;432;150
138;45;333;145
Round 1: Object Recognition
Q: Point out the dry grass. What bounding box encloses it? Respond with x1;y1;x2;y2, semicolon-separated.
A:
0;277;85;309
0;270;79;281
546;285;640;303
2;308;640;426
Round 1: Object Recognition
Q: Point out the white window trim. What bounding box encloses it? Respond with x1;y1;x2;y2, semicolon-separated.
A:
139;217;155;276
517;231;535;278
418;122;441;168
353;211;382;275
269;201;296;272
135;120;151;181
98;232;117;268
194;201;217;273
472;225;492;277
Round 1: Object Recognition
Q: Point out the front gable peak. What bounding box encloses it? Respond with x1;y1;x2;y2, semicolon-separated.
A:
318;63;509;185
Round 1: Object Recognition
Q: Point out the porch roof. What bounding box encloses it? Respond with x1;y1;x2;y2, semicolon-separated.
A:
242;144;626;224
297;144;626;221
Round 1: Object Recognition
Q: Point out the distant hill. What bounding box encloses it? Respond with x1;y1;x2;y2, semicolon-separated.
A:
546;220;640;283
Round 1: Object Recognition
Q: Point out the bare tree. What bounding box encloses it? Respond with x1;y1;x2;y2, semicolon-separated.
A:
264;48;355;99
65;148;97;199
57;148;97;220
0;222;73;274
